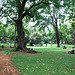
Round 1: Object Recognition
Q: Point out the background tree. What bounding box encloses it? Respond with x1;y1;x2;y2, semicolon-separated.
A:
65;0;75;46
0;21;16;44
29;27;43;46
0;21;9;43
44;37;50;46
35;5;61;47
59;25;73;44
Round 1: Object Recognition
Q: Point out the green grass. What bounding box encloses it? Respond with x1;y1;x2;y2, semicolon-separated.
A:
1;44;75;75
0;43;14;47
2;48;17;54
11;52;75;75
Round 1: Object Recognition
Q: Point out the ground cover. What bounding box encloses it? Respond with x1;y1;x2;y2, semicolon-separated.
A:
1;44;75;75
11;52;75;75
0;43;14;47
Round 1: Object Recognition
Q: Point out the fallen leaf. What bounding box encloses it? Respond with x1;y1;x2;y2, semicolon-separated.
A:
64;71;67;73
43;64;45;65
67;74;70;75
52;71;55;73
26;68;28;70
37;61;40;62
72;69;74;71
48;69;52;71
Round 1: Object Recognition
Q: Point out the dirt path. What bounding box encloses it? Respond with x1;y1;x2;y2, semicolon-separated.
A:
0;51;21;75
0;47;43;75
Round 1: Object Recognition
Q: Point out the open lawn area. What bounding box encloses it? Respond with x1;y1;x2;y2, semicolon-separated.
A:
0;44;75;75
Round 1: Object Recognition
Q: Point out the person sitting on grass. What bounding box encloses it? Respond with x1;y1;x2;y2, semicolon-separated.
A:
63;46;67;49
2;45;4;48
68;47;74;54
71;47;74;54
10;45;13;48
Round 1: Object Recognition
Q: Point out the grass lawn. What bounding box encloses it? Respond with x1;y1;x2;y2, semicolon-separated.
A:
1;44;75;75
0;43;14;47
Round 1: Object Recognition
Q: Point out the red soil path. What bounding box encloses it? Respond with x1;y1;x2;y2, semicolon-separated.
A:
0;51;21;75
0;47;43;75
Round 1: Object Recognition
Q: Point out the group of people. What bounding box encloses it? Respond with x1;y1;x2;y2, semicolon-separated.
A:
62;45;74;54
1;45;13;48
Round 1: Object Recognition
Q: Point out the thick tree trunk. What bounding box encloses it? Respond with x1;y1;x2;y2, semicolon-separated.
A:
16;19;27;51
15;20;37;53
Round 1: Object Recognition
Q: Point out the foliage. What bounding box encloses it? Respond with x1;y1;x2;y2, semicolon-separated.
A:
48;30;56;42
0;21;15;42
59;24;74;44
44;37;49;44
29;27;43;45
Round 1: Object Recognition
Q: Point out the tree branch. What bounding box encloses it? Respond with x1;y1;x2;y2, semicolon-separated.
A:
22;0;55;19
8;14;17;22
22;0;44;19
26;13;33;18
0;36;10;41
51;16;56;28
19;0;28;19
0;7;3;17
26;0;44;12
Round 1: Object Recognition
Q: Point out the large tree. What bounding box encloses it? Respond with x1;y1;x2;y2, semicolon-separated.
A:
1;0;51;51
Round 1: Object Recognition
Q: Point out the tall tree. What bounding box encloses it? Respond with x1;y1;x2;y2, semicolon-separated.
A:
35;5;61;47
1;0;51;51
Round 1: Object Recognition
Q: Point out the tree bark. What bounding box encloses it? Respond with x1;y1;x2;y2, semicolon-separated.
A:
46;43;47;46
74;31;75;47
16;19;26;51
55;26;60;47
14;24;17;47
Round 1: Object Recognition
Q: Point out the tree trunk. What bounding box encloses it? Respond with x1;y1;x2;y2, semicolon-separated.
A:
15;19;37;53
55;26;60;47
16;19;27;51
46;43;47;46
74;31;75;47
14;24;17;47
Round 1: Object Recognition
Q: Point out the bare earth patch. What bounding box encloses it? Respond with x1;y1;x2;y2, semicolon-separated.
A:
0;48;43;75
0;51;21;75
